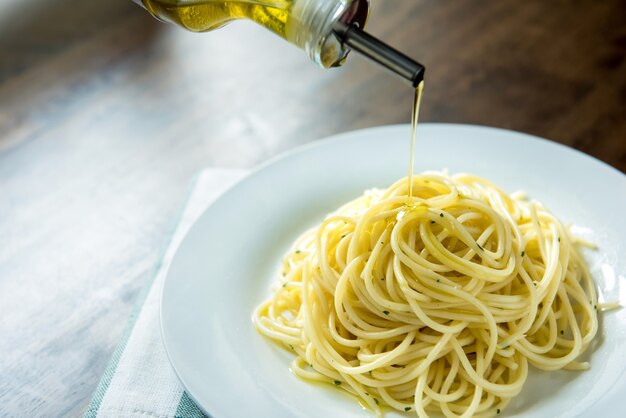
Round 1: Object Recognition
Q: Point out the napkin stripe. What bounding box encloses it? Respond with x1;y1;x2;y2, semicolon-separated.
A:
175;393;207;417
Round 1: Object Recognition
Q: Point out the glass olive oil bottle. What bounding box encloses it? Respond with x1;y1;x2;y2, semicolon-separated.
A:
134;0;369;68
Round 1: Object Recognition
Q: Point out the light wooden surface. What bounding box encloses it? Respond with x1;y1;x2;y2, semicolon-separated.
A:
0;1;625;416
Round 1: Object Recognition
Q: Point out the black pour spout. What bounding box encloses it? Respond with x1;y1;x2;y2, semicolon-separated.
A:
333;22;425;87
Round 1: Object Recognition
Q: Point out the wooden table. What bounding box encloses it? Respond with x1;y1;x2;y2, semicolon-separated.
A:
1;0;625;416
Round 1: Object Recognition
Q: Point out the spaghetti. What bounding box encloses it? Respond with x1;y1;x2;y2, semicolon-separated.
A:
253;172;598;417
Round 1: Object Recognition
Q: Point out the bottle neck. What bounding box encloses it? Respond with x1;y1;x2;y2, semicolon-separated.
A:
287;0;369;68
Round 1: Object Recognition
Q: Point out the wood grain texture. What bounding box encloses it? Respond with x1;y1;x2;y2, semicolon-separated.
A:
0;0;624;416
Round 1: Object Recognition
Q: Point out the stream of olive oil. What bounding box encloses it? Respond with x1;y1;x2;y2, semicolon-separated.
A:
407;81;424;201
141;0;292;37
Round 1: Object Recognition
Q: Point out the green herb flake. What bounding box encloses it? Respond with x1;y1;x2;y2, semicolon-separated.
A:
560;330;564;335
295;250;301;254
374;398;379;405
341;235;346;238
381;277;385;281
334;380;341;385
439;213;444;218
558;236;561;242
430;220;435;224
405;407;412;411
497;409;501;414
521;251;525;257
282;283;287;288
383;310;390;315
436;279;440;283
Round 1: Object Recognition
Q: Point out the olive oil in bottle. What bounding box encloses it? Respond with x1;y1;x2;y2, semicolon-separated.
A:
141;0;292;38
134;0;369;68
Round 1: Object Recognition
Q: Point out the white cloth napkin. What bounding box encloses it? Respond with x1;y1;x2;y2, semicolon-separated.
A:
84;168;247;418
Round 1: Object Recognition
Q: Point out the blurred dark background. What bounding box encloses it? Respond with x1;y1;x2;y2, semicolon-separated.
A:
0;0;625;416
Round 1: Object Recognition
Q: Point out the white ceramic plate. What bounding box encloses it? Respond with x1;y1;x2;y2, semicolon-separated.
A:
161;124;626;418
